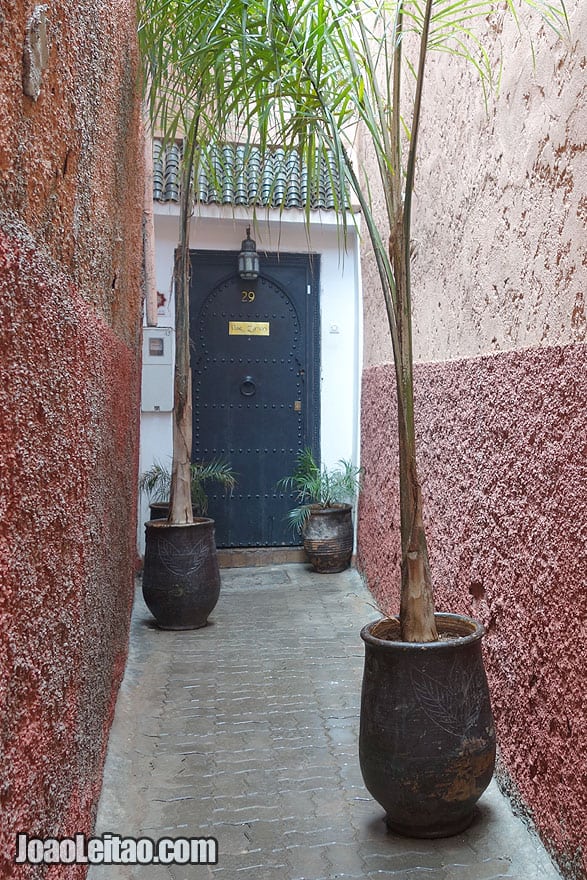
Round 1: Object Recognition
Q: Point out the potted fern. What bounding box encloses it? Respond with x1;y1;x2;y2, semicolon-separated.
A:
139;458;236;520
278;448;362;573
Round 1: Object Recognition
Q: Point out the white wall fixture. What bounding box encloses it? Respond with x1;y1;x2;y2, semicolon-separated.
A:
141;327;174;413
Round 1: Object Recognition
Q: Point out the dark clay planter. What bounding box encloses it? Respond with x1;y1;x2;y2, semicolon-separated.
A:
359;613;496;838
303;503;353;572
142;518;221;630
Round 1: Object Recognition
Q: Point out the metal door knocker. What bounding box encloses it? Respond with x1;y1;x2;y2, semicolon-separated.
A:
240;377;256;397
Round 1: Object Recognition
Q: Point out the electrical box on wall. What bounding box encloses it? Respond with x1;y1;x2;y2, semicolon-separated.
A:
141;327;174;412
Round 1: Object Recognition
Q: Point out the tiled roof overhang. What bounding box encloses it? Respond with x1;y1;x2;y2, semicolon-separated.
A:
153;140;347;211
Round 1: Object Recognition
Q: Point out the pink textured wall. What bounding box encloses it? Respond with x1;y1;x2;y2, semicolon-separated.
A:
0;3;143;878
361;1;586;368
358;347;587;877
357;2;586;876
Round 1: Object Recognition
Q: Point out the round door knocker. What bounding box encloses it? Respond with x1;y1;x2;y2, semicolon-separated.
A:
240;376;256;397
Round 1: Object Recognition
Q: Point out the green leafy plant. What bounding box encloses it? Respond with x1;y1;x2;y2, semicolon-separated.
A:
139;459;236;516
278;448;363;532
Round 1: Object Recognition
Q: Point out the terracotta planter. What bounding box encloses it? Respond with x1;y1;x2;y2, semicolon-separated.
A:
359;613;496;838
142;518;220;630
303;503;353;572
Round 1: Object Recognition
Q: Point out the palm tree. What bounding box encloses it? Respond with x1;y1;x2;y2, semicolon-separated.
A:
138;0;568;640
139;1;246;523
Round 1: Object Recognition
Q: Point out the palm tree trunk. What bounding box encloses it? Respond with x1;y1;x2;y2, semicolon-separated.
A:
168;141;195;524
387;0;437;642
389;223;437;642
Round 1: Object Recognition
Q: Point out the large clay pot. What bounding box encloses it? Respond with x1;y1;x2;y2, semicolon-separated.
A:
359;613;496;838
142;518;221;630
303;503;353;572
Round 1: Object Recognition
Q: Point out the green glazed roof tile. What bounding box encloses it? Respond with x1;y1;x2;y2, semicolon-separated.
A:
153;140;346;211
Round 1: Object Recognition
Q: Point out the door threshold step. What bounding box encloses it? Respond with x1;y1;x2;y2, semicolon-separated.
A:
217;547;308;568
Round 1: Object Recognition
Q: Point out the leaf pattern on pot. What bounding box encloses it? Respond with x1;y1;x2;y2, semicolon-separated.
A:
157;536;208;576
410;660;483;738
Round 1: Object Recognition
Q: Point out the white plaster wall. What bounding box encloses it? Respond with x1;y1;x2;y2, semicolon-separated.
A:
138;204;362;554
361;0;586;368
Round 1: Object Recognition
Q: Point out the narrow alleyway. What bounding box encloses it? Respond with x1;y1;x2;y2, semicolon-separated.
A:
89;565;562;880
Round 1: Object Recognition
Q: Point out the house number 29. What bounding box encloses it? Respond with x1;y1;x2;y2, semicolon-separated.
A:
241;290;255;302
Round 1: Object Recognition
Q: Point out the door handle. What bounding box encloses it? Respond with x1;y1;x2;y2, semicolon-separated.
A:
240;376;256;397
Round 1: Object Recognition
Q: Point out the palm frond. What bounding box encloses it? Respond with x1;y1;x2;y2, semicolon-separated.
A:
139;458;236;513
277;448;363;533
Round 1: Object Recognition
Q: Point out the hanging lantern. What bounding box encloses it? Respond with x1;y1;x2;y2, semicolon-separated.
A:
238;226;259;280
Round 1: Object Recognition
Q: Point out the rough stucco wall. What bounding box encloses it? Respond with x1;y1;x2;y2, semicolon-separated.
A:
357;2;587;878
410;2;586;363
359;349;587;876
362;1;586;366
0;3;143;877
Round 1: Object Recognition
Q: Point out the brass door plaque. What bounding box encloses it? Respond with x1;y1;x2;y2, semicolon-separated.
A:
229;321;270;336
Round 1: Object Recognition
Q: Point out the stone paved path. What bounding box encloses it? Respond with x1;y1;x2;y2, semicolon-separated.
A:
89;564;562;879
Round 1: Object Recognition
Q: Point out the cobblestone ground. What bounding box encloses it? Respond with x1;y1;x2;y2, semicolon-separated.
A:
89;564;562;880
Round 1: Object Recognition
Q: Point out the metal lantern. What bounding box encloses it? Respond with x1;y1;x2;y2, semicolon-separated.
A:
238;226;259;280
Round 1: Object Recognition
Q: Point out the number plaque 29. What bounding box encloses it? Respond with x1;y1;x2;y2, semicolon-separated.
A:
241;290;256;302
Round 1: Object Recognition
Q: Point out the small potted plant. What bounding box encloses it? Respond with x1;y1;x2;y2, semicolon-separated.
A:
139;458;236;519
278;448;363;573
